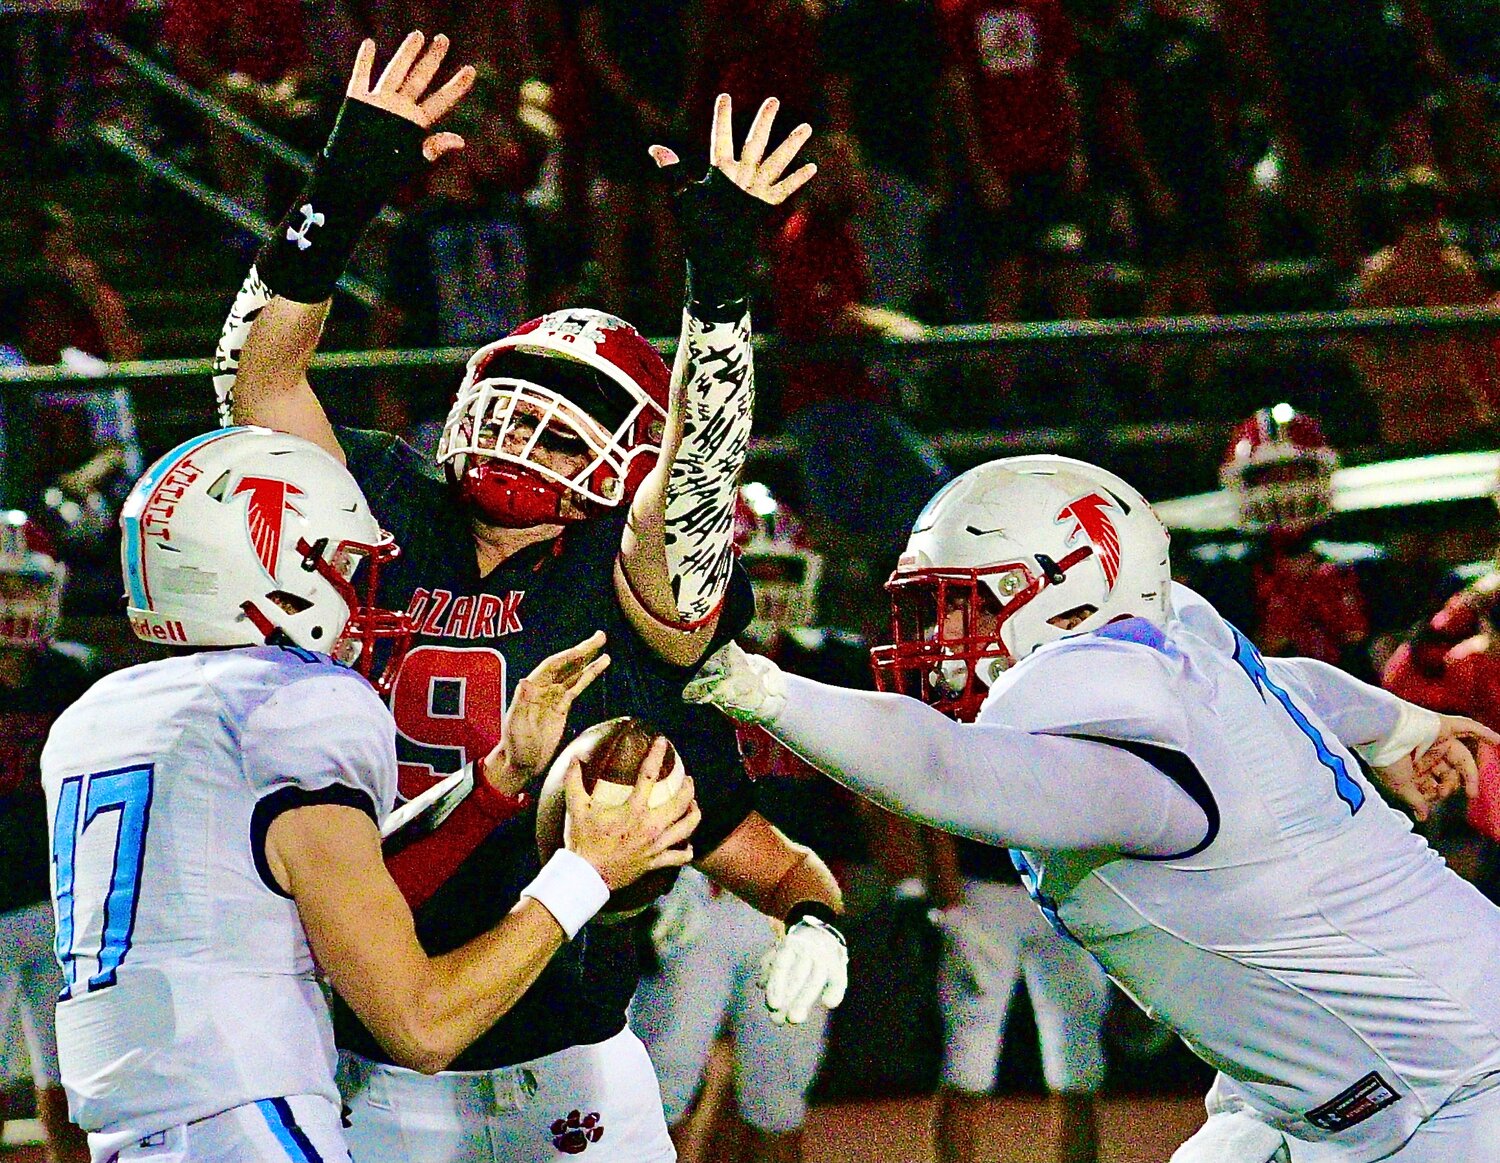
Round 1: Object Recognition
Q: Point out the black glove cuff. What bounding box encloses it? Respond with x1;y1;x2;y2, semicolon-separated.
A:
257;99;427;303
677;168;769;320
787;900;845;942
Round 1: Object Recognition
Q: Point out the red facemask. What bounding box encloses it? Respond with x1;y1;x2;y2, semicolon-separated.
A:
307;534;413;696
456;459;603;528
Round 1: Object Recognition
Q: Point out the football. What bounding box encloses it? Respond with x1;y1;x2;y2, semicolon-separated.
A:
534;716;688;921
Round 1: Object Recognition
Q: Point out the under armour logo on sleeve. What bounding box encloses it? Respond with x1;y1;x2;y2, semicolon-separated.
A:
286;203;326;250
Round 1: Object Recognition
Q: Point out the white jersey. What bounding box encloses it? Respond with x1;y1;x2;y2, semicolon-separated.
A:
40;646;397;1141
988;585;1500;1161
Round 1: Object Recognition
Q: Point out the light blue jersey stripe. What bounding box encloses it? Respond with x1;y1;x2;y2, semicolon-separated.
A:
255;1099;314;1162
121;427;245;608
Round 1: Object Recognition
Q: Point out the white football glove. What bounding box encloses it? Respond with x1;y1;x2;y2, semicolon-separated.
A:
649;869;711;959
759;915;848;1025
682;641;786;725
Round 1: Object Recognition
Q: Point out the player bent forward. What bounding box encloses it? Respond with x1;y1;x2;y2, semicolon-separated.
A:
689;453;1500;1162
41;427;698;1163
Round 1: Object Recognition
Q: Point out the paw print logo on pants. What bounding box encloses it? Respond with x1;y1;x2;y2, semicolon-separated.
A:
550;1109;604;1154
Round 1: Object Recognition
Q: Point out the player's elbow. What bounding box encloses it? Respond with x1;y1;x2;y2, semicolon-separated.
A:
372;996;463;1074
380;1018;458;1075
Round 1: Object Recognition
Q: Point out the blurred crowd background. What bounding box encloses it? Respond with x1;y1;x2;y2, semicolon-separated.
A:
3;1;1500;1158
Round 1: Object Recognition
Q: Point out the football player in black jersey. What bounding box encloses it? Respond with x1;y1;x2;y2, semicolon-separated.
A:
212;32;846;1163
0;514;91;1163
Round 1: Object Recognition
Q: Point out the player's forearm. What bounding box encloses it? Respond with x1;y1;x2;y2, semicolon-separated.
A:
699;817;843;920
625;306;753;620
214;97;427;439
383;767;532;909
1265;655;1437;764
620;164;764;637
757;842;842;919
768;674;1208;855
403;898;565;1073
390;848;609;1073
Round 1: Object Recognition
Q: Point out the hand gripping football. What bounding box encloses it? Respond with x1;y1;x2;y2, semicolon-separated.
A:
535;716;686;921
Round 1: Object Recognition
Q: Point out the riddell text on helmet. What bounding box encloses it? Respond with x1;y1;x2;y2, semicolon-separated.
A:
130;615;189;643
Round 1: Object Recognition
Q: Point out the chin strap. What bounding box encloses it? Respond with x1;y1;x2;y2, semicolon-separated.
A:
662;308;754;626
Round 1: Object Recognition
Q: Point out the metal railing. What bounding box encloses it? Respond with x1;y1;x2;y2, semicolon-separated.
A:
91;122;380;307
4;301;1497;388
85;31;394;306
93;32;400;229
94;32;314;174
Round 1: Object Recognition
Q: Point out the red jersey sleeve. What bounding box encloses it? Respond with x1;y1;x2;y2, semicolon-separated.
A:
384;777;530;910
771;211;862;339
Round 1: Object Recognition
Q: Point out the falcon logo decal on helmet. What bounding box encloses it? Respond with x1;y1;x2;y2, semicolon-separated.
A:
1057;493;1121;593
234;476;305;581
122;428;412;693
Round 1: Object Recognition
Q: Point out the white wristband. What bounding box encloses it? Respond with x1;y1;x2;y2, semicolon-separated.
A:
520;849;611;940
1353;699;1442;769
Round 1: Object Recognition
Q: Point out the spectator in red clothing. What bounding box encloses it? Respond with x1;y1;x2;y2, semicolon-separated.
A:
770;131;948;636
1348;167;1500;451
685;0;824;160
1383;566;1500;899
937;0;1085;329
163;0;314;215
576;0;701;326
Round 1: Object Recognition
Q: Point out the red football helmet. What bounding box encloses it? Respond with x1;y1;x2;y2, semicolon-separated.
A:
436;309;670;527
1221;405;1338;535
734;482;824;641
0;511;66;649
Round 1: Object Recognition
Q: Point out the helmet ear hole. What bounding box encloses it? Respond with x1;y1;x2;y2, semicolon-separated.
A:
266;591;313;615
1046;604;1098;631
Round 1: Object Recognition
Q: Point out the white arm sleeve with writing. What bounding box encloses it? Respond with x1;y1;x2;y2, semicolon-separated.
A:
661;309;753;625
1264;655;1439;765
768;675;1210;855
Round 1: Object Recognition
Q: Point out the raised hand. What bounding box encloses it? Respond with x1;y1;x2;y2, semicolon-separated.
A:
346;31;476;162
649;94;817;207
483;631;611;795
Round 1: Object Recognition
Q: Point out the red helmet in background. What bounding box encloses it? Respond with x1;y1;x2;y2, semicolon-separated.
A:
1221;405;1338;536
436;309;670;528
0;511;66;649
734;482;824;642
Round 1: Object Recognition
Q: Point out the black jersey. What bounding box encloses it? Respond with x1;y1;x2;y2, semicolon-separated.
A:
334;428;757;1068
0;643;98;916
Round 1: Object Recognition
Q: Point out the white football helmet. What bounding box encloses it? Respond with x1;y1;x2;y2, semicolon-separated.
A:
871;455;1172;721
0;511;67;649
436;308;670;527
119;427;410;688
